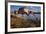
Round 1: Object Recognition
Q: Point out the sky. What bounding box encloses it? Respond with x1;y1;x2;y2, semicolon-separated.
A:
10;5;41;12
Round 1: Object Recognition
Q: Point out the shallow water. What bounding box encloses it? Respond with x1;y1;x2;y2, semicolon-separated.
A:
16;14;41;20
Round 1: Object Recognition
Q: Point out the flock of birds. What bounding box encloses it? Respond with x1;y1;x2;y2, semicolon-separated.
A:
13;7;40;21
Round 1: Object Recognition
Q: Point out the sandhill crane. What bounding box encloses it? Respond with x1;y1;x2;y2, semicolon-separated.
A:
14;7;34;16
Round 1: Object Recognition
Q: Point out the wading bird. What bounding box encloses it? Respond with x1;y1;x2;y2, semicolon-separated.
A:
14;7;34;16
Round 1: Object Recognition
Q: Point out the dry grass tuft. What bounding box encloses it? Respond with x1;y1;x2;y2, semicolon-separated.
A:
11;13;41;28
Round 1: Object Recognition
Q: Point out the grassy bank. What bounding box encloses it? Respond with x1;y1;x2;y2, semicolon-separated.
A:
11;13;41;28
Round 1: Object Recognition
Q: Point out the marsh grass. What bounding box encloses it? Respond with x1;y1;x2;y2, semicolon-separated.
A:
11;13;41;28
